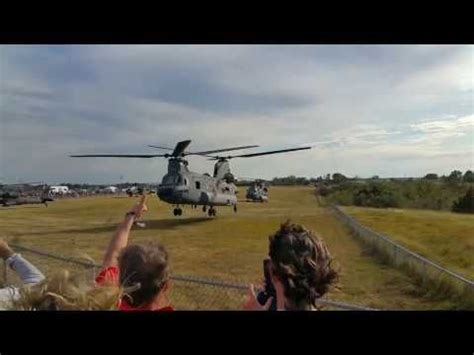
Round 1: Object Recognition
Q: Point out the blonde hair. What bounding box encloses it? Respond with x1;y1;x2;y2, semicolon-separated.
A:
11;270;122;311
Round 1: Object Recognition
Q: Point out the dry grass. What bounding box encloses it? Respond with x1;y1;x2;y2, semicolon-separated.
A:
341;206;474;280
0;187;462;309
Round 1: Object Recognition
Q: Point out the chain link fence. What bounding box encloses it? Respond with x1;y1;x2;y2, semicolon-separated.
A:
1;243;375;310
331;205;474;308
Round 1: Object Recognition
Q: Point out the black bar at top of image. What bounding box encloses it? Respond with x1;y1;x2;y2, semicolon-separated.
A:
0;29;472;44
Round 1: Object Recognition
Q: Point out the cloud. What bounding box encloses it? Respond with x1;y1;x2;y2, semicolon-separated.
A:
410;115;473;134
0;45;472;183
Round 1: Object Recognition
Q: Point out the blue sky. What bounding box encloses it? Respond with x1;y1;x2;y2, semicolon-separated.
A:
0;45;472;184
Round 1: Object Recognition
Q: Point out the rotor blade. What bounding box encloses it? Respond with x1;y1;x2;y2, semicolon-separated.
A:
172;140;192;157
209;146;312;160
70;154;167;158
186;145;259;156
147;145;174;151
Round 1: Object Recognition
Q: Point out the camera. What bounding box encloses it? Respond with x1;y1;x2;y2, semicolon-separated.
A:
256;258;277;310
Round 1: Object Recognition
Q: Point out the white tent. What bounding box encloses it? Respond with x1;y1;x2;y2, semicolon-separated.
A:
50;186;69;194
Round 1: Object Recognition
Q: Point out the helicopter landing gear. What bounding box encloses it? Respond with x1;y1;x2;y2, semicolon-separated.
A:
233;205;237;213
208;207;216;217
173;207;183;216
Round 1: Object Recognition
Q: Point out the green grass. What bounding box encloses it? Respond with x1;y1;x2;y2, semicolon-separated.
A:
0;187;463;309
341;206;474;280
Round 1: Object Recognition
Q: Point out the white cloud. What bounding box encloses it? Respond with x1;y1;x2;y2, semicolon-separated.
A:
0;45;473;183
410;114;474;134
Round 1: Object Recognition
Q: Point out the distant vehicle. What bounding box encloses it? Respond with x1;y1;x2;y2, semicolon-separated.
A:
0;182;53;207
71;139;312;217
246;181;269;202
103;186;118;193
125;186;143;197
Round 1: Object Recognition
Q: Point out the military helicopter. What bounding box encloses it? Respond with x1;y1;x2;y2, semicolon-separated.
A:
0;182;53;207
70;140;311;217
246;180;269;202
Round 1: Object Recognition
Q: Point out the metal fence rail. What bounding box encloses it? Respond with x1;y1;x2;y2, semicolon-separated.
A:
1;243;376;310
331;205;474;304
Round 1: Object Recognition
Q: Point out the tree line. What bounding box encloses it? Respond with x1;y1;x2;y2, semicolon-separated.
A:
316;170;473;214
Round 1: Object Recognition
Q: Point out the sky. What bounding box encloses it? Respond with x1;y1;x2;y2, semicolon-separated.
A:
0;45;472;184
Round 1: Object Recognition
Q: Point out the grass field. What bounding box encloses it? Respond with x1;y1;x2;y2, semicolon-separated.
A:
0;187;463;309
341;206;474;280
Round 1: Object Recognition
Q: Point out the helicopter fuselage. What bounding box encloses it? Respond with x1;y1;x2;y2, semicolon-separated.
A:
157;158;237;207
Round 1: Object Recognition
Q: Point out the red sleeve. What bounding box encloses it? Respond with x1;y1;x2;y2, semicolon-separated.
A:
95;266;120;285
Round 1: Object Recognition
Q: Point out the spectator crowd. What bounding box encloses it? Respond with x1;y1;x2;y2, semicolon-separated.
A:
0;196;338;311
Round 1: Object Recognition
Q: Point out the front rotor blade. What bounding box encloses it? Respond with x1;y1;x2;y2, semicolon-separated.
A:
234;146;312;158
209;146;312;159
148;145;174;151
70;154;166;158
187;145;259;156
172;140;192;157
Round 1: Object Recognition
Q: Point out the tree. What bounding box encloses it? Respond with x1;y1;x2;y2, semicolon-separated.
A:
447;170;463;184
452;188;474;213
353;183;401;208
463;170;474;183
332;173;347;184
424;173;438;180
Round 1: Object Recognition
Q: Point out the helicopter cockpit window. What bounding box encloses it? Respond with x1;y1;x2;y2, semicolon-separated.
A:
195;181;201;189
162;175;179;185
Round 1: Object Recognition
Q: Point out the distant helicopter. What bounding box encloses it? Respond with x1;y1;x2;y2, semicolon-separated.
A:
71;140;311;217
246;180;269;202
0;182;53;207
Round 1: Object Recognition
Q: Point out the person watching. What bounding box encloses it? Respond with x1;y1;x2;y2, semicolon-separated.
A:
244;221;338;311
0;239;45;309
95;196;173;311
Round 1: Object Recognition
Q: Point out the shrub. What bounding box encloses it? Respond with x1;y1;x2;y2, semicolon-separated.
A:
452;188;474;214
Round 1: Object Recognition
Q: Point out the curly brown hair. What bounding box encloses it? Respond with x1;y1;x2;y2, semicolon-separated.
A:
268;221;338;310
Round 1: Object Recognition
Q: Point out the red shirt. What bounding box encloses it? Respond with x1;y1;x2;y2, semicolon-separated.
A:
95;266;174;311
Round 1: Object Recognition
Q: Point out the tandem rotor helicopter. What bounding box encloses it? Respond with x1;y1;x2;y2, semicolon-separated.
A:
71;140;311;217
0;182;53;207
246;180;269;203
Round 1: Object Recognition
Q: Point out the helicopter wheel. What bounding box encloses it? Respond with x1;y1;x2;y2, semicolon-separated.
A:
208;207;216;217
202;205;207;212
233;205;237;213
177;208;182;216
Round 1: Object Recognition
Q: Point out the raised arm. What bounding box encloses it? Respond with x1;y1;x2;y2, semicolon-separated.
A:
101;195;148;269
0;239;45;285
